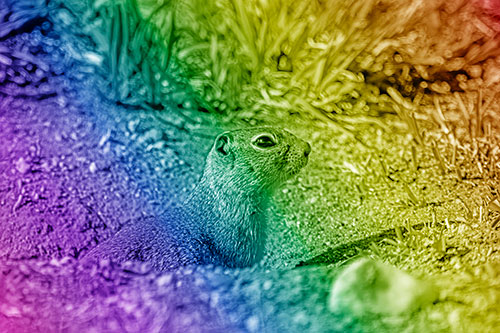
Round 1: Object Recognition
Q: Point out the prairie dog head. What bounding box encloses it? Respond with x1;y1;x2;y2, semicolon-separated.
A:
204;127;311;194
194;127;310;267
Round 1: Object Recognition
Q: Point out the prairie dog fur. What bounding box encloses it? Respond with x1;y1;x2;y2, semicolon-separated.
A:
85;127;311;270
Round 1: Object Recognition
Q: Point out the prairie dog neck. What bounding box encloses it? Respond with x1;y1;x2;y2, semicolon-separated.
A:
183;172;269;267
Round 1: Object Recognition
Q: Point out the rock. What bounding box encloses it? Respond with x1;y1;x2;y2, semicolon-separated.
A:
328;257;438;317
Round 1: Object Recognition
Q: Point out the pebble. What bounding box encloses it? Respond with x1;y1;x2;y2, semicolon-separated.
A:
246;315;259;332
15;157;30;173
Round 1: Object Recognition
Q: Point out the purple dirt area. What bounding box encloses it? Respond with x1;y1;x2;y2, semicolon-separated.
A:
0;9;217;264
0;257;346;332
0;92;211;261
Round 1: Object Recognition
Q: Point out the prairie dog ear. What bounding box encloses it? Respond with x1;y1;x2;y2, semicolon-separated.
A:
214;132;232;157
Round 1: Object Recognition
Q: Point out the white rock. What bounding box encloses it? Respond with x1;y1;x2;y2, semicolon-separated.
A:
328;258;438;316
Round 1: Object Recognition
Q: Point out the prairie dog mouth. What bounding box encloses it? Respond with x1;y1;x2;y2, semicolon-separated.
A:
282;145;291;159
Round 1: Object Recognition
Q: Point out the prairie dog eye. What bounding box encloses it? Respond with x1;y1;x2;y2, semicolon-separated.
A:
252;134;277;149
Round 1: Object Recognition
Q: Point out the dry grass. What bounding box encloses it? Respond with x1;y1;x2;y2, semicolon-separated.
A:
47;0;500;138
134;0;500;120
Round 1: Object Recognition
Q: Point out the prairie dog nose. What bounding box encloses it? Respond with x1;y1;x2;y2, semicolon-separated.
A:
304;142;311;158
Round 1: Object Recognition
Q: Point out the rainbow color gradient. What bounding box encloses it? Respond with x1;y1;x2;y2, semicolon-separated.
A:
1;0;500;332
